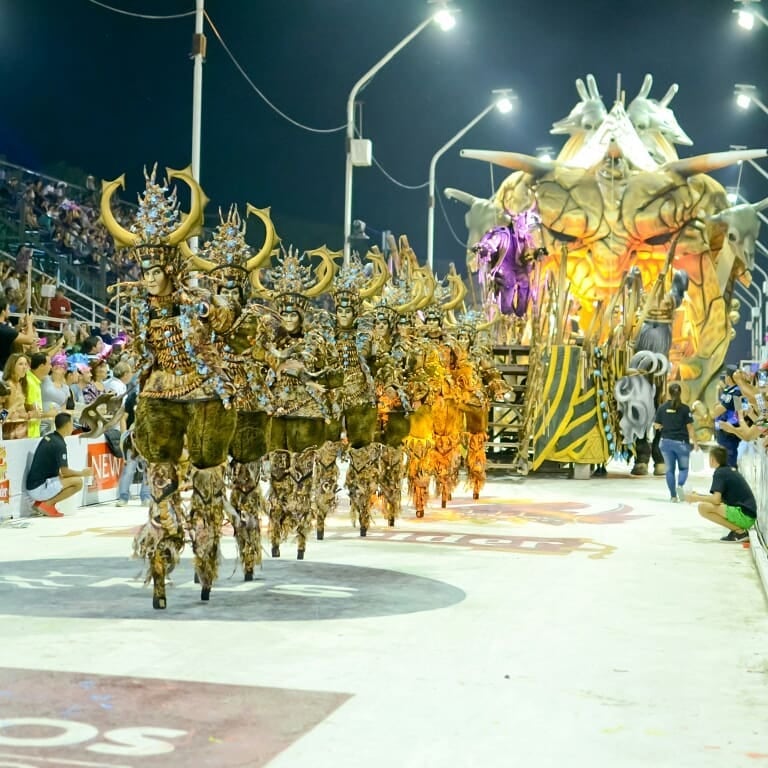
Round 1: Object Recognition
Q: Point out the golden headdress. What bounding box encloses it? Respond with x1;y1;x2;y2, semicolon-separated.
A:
252;245;336;314
100;164;207;274
185;204;279;299
332;248;389;310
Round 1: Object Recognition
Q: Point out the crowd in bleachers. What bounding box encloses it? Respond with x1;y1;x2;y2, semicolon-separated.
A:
0;308;133;441
0;162;141;292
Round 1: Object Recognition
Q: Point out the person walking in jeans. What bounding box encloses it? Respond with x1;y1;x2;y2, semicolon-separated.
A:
116;382;149;506
653;383;699;502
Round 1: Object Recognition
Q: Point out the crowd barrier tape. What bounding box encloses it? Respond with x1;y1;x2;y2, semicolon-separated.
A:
0;435;121;519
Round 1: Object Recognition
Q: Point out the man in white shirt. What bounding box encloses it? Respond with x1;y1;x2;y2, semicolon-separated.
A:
104;361;132;400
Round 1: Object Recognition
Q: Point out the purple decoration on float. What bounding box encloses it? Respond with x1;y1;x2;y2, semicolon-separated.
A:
471;208;544;317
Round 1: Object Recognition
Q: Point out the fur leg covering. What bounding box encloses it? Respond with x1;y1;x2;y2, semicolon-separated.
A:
466;432;487;498
132;462;184;608
268;450;293;552
404;436;432;517
346;444;381;533
229;459;263;575
312;441;339;539
291;447;316;555
431;433;461;504
189;464;226;592
380;445;404;523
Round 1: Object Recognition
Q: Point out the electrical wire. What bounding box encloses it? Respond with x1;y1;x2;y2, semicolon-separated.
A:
204;11;346;134
84;0;195;19
437;184;470;247
371;155;429;190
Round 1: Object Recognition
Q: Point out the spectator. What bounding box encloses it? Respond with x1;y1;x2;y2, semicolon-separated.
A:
67;364;86;408
82;358;109;404
93;319;115;346
25;351;51;437
42;352;72;415
653;382;699;502
713;365;741;468
116;379;149;507
14;244;32;275
2;353;31;439
81;335;104;360
104;360;132;400
25;412;94;517
0;299;37;371
682;445;758;542
48;286;72;330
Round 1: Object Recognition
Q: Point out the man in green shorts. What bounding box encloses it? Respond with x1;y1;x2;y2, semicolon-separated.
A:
683;445;758;541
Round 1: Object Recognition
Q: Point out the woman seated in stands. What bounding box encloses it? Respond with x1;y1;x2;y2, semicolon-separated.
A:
82;358;109;404
42;352;73;416
2;353;32;439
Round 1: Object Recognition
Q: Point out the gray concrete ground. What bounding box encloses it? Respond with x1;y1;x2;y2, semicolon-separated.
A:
0;460;766;767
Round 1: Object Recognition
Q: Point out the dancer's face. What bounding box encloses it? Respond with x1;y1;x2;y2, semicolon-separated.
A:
336;304;355;330
218;285;241;304
143;266;172;297
281;310;302;334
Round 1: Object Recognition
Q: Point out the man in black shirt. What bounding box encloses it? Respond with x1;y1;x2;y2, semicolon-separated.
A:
683;445;758;541
25;412;93;517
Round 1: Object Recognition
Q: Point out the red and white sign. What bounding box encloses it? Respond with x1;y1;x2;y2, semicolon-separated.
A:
87;442;123;492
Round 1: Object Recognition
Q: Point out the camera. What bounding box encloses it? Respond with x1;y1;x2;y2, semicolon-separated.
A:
0;409;8;422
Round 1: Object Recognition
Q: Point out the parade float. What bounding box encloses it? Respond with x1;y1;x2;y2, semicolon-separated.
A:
446;73;768;474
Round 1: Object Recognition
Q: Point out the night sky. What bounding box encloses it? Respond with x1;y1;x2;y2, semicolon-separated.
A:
1;0;767;359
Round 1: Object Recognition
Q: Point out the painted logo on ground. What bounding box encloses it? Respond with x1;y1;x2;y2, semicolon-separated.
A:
323;528;616;558
0;558;465;621
0;667;349;767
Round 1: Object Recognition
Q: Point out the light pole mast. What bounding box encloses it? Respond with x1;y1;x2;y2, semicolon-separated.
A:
191;0;206;184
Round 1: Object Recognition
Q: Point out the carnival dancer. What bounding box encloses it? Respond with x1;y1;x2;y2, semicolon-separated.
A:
421;265;468;509
368;283;425;524
252;247;335;559
189;204;279;580
102;165;239;609
450;311;509;499
323;251;388;537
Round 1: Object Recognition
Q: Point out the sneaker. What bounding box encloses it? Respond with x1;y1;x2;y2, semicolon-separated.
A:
720;530;749;542
670;497;678;503
115;499;128;507
676;485;686;503
33;500;63;517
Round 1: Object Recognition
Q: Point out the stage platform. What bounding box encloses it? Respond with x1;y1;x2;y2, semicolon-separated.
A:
0;460;765;767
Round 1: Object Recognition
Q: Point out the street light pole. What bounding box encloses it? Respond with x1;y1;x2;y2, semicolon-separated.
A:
191;0;205;183
343;4;457;265
189;0;206;252
426;90;514;269
344;20;431;266
734;83;768;114
427;105;493;271
733;0;768;29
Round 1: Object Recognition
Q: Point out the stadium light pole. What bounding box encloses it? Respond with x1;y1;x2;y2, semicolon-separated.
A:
343;2;458;265
426;89;516;270
733;0;768;30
